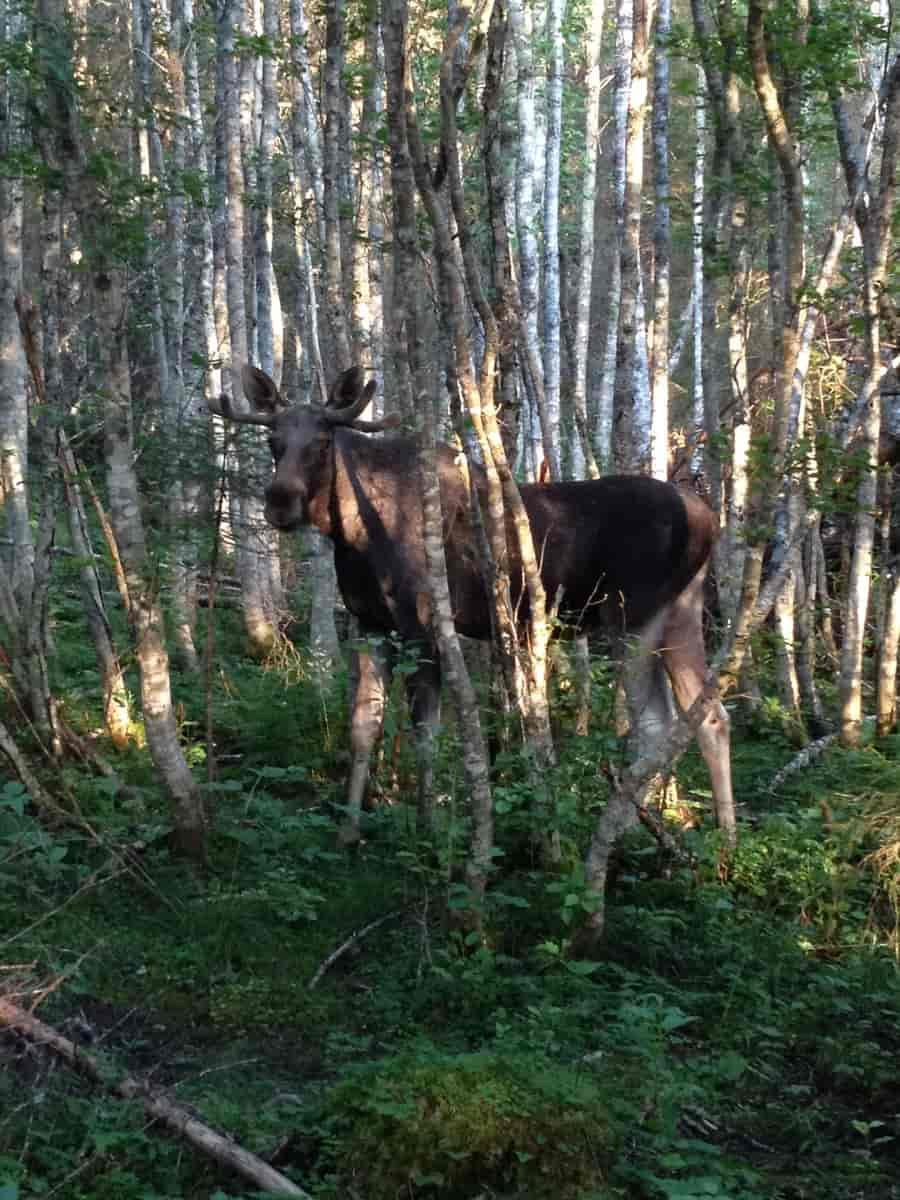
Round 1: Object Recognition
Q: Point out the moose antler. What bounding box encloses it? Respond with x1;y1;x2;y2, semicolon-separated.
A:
323;369;379;426
205;393;277;428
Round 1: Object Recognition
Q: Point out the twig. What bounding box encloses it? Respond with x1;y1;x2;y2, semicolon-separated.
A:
308;909;405;989
766;715;875;793
1;862;126;950
0;998;311;1199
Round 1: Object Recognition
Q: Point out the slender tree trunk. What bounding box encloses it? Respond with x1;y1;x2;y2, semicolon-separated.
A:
387;0;495;906
840;57;900;744
159;0;202;674
35;0;206;858
507;0;546;477
323;0;352;371
0;0;33;608
650;0;670;482
690;67;704;470
255;0;283;384
541;0;565;479
220;0;281;656
876;556;900;736
599;0;630;468
612;0;654;472
570;0;604;481
287;0;340;667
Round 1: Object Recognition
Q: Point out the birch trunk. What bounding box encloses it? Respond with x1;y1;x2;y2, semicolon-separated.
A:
220;0;281;656
0;0;32;608
255;0;283;384
876;558;900;736
507;0;546;476
650;0;670;482
287;0;340;666
612;0;653;472
598;0;630;467
34;190;133;745
690;68;704;470
541;0;565;479
570;0;604;481
323;0;353;370
387;0;495;906
840;62;900;743
444;9;557;795
160;0;202;674
36;0;206;858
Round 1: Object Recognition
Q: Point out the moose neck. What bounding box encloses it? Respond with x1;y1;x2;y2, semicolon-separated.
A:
305;430;337;538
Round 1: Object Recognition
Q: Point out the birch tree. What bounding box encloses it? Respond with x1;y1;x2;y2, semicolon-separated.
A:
384;0;496;905
507;0;545;477
840;55;900;745
570;0;604;481
255;0;283;384
541;0;565;480
220;0;282;656
35;0;206;858
649;0;670;482
612;0;654;471
0;0;32;608
596;0;631;465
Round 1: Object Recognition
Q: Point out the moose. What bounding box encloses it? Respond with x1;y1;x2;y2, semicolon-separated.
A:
211;365;733;843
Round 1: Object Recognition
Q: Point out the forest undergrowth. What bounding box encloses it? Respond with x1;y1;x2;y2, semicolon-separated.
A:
2;619;900;1200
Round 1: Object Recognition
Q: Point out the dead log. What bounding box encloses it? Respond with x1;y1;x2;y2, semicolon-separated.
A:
0;998;310;1199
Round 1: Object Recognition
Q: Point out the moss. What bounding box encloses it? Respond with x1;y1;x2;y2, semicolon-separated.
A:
320;1049;623;1199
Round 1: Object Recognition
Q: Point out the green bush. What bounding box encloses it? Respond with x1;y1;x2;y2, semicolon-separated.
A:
316;1047;621;1198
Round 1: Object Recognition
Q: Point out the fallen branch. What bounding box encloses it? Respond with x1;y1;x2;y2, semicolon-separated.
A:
766;715;875;794
0;998;311;1199
767;732;838;793
308;909;405;989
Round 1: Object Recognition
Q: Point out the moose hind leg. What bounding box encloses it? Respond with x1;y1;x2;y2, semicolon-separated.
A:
624;613;675;807
661;573;736;842
406;648;441;836
343;639;393;845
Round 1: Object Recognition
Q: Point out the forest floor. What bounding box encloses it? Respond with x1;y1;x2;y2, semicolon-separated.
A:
2;634;900;1200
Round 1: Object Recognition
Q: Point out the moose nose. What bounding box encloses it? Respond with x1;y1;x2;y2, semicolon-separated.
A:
264;480;305;529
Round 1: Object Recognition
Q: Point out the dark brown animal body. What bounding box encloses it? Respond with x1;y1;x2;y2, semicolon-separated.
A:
212;366;733;842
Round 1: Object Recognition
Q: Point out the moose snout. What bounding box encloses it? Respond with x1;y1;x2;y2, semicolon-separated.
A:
264;479;306;530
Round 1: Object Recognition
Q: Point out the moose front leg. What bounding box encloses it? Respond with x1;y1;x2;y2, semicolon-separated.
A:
405;648;442;836
342;638;393;846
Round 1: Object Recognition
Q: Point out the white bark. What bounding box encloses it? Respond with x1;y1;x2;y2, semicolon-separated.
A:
255;0;284;385
36;0;206;856
0;0;32;607
221;0;282;654
839;59;900;742
507;0;545;475
570;0;605;481
690;70;705;467
612;0;653;471
323;0;352;369
650;0;670;482
541;0;566;479
596;0;631;466
286;0;339;664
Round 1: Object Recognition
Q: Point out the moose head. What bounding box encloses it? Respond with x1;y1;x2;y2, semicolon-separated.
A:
207;365;399;532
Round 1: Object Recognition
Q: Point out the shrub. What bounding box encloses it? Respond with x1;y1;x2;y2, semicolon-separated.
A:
316;1047;621;1198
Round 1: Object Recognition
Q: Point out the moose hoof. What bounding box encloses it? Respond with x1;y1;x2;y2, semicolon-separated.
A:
337;821;362;849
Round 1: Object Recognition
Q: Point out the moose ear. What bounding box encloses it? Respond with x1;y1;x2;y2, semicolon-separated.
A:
241;363;283;413
328;366;365;408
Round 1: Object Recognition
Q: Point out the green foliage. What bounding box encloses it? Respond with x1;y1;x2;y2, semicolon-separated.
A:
313;1047;620;1198
6;616;900;1200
